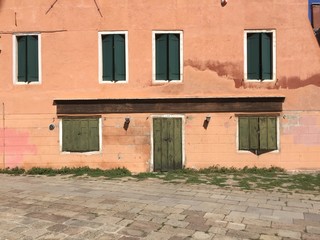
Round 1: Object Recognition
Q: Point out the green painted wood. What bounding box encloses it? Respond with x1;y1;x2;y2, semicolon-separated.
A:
153;118;182;171
239;117;249;150
261;33;272;80
267;117;277;150
156;34;168;80
114;34;126;81
173;118;182;169
62;119;71;151
26;35;39;82
153;118;162;171
71;119;81;152
17;36;27;82
62;118;99;152
259;117;268;150
79;120;89;151
249;117;259;150
102;35;114;80
168;34;180;80
161;118;169;171
167;119;174;170
89;119;99;151
247;33;260;80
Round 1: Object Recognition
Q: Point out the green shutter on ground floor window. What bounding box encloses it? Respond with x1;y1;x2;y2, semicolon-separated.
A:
247;33;260;80
239;117;250;150
102;35;114;81
153;118;162;171
17;36;27;82
62;118;99;152
156;34;168;80
88;119;99;151
267;117;277;150
172;118;182;169
261;33;272;80
26;35;39;82
249;117;259;150
79;120;89;151
168;34;180;80
114;34;126;81
259;117;268;150
62;119;71;152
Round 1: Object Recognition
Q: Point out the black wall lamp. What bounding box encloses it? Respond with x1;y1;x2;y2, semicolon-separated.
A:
203;115;211;129
124;117;130;130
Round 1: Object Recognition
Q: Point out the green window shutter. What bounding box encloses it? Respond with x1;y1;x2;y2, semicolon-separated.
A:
259;117;268;150
102;35;114;81
249;117;259;150
156;34;168;80
88;119;99;151
26;35;39;82
62;118;99;152
78;120;89;152
261;33;272;80
239;117;250;150
71;119;82;152
172;118;182;170
267;117;277;150
168;34;180;80
17;36;27;82
247;33;260;80
62;119;71;151
114;34;126;81
153;118;162;171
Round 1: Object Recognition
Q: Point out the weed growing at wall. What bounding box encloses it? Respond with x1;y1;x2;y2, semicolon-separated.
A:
0;166;318;193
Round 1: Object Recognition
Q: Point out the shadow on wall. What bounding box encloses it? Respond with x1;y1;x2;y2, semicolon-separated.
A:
185;59;320;90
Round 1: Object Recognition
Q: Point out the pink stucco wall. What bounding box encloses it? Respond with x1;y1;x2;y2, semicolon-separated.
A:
0;0;319;171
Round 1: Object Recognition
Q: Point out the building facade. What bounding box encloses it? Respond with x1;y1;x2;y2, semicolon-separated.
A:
0;0;319;172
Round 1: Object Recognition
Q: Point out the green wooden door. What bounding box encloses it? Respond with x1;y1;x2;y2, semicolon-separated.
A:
153;118;182;171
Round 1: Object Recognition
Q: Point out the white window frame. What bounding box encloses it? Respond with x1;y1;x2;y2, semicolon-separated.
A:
12;33;42;85
236;115;280;154
243;29;276;82
152;31;184;83
98;31;129;84
150;114;185;172
59;118;103;154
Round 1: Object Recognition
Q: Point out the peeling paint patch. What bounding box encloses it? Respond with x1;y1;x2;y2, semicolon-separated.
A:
0;129;37;168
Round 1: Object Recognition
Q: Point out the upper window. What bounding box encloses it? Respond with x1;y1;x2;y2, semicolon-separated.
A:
153;31;183;82
244;30;276;82
311;4;320;45
238;116;278;154
61;118;100;153
311;4;320;29
99;31;128;83
13;34;41;84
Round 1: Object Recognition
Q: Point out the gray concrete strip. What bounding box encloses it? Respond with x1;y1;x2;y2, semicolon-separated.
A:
0;174;319;239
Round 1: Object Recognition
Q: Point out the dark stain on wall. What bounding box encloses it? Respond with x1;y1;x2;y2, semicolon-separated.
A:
184;59;243;88
277;75;320;89
185;59;320;89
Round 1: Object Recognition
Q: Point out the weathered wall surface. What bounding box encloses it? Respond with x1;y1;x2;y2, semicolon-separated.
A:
0;0;319;171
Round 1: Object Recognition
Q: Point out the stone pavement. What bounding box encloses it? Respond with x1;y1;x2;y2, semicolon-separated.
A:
0;175;319;240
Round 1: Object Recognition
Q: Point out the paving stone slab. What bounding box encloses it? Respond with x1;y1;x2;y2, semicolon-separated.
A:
0;175;319;240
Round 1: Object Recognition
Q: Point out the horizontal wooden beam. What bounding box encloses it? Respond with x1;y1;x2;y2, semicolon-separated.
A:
54;97;285;114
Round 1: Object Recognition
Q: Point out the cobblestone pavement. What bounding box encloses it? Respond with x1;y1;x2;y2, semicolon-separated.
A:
0;175;319;240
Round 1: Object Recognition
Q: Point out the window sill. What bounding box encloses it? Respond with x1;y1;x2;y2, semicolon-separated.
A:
152;79;183;84
61;151;102;155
